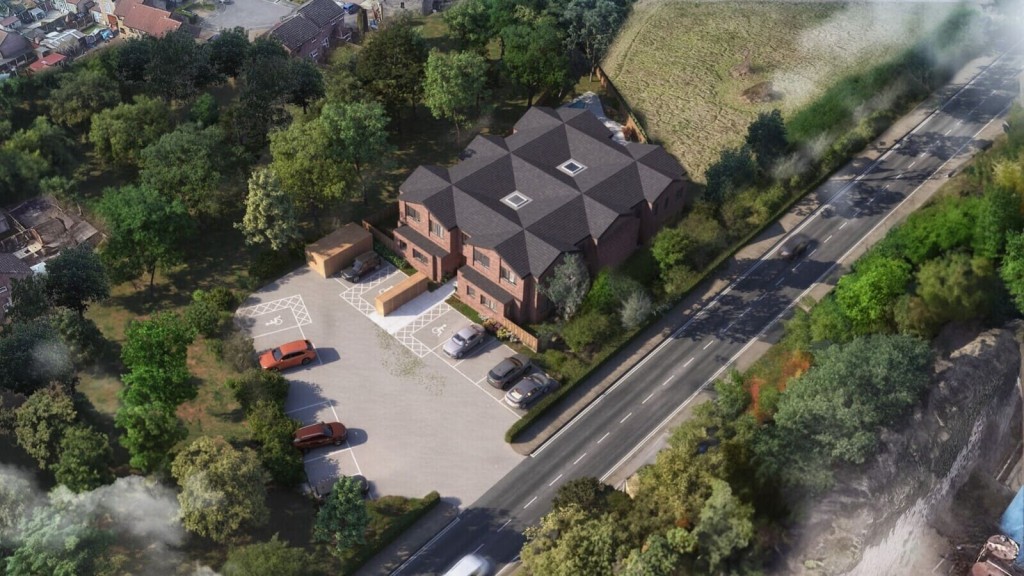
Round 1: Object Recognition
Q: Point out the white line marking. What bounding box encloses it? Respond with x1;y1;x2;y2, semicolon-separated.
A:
250;324;302;339
642;392;655;404
548;474;563;487
662;376;674;387
303;446;353;463
429;349;521;417
597;432;611;443
286;400;331;415
573;453;587;465
721;286;732;296
523;496;538;509
895;173;903;179
839;221;848;229
390;516;462;574
824;234;833;243
620;412;632;424
774;276;785;286
497;519;511;532
702;340;714;350
807;249;817;258
473;543;485;555
908;161;916;168
944;128;952;135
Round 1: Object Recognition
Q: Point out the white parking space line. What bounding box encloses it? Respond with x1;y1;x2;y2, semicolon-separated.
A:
251;325;302;339
430;349;520;417
304;445;354;464
286;400;332;415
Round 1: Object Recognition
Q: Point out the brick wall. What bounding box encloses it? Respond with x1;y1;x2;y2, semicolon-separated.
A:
594;214;642;270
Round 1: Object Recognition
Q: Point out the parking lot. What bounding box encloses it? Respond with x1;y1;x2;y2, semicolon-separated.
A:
236;264;524;506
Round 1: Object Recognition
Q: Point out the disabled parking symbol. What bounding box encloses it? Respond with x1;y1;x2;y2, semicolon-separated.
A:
431;324;447;337
265;316;283;326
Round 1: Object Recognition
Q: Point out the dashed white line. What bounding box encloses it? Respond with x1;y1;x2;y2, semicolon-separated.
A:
944;128;952;135
908;161;916;168
620;412;633;424
839;221;848;229
642;393;655;404
703;340;714;350
473;543;485;555
523;496;538;509
682;357;694;368
662;375;675;386
573;453;587;465
548;474;563;487
807;249;817;258
497;519;511;532
774;276;785;286
597;432;611;444
824;234;833;243
895;173;903;179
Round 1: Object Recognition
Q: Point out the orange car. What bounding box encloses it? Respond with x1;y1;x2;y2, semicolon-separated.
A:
293;421;348;452
259;339;317;371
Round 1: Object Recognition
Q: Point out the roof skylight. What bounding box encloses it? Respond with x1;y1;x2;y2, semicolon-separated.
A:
558;159;587;176
501;191;532;210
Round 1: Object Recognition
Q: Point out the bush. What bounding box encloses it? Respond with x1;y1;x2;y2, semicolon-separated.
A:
52;309;107;366
196;287;239;312
620;289;653;330
221;328;257;372
248;247;304;287
260;436;305;487
228;370;288;413
583;270;643;314
562;312;616;354
186;298;224;339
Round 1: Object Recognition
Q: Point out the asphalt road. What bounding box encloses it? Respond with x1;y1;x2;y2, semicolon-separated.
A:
393;48;1024;575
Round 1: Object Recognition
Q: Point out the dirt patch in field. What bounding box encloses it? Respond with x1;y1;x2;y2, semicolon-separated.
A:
601;1;959;180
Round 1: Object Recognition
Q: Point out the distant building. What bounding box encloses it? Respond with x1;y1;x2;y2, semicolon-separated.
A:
27;51;66;72
0;29;35;71
112;0;180;38
268;0;350;63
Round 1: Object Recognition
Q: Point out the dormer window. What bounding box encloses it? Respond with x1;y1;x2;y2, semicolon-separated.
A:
558;159;586;176
501;191;532;210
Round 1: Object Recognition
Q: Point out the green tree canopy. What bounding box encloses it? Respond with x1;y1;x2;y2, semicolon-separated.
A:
423;50;489;140
560;0;630;80
209;27;251;78
54;425;114;493
236;168;302;251
443;0;493;50
222;534;308;576
120;311;196;406
355;16;428;114
114;402;187;473
0;320;74;394
521;505;620;576
745;109;789;173
139;123;232;219
835;253;912;334
145;28;216;101
97;184;194;287
313;476;371;557
320;100;392;203
287;59;325;113
1001;230;1024;313
6;117;75;173
693;479;755;572
6;275;51;325
4;498;113;576
47;68;121;130
15;385;77;470
44;246;109;317
500;19;568;106
172;436;269;543
704;145;756;204
88;96;172;168
913;252;998;327
268;118;349;214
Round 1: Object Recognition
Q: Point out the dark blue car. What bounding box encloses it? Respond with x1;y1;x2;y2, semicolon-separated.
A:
341;2;360;14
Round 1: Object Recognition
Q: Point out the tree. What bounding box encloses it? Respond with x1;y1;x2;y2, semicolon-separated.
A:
974;184;1022;259
208;27;251;78
5;501;113;576
97;185;194;287
320;101;392;203
115;402;186;472
88;96;172;168
541;253;590;321
288;59;325;114
501;19;568;106
172;436;269;543
423;50;489;140
45;246;109;317
0;320;74;394
235;38;294;153
444;0;493;50
52;309;107;367
6;117;75;172
693;479;755;572
914;252;998;325
1002;231;1024;313
6;275;51;324
560;0;629;81
247;401;303;486
313;476;370;557
236;168;302;251
622;534;682;576
835;254;912;334
521;505;620;576
0;470;36;548
651;226;695;274
120;312;196;406
145;28;215;101
704;145;756;204
222;534;307;576
54;425;113;492
139;124;231;218
112;36;156;95
15;385;77;470
190;93;220;127
354;16;428;114
227;369;289;414
268;119;350;215
745;109;788;174
620;288;653;330
47;69;121;129
551;477;616;513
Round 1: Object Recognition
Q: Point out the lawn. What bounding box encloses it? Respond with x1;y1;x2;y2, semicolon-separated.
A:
601;1;960;180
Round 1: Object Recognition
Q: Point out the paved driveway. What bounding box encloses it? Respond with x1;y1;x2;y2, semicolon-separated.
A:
236;264;523;506
196;0;294;36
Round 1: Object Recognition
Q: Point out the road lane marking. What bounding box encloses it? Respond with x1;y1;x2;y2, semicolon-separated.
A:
807;249;817;258
908;161;916;168
548;474;563;487
945;128;952;135
642;393;655;404
774;277;785;286
722;286;732;296
573;453;587;465
523;496;538;509
703;340;714;350
497;519;511;532
662;375;675;386
824;234;833;243
473;543;485;555
895;173;903;179
390;516;462;574
839;221;848;229
597;432;610;444
683;357;694;367
620;412;633;424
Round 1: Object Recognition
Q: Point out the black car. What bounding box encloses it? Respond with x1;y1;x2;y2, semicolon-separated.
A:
486;354;530;389
779;234;810;260
504;373;558;410
341;251;381;282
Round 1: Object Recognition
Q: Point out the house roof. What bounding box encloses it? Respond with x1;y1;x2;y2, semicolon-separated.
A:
400;107;686;278
114;0;181;37
269;0;344;52
0;30;32;60
28;52;65;70
0;252;31;277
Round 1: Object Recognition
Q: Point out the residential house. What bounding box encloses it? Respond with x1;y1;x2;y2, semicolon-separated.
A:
0;29;34;70
268;0;349;63
53;0;92;15
0;252;32;323
27;50;65;71
112;0;180;38
394;106;692;325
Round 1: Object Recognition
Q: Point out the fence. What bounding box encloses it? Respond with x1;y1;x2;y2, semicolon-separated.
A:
488;314;541;352
361;203;399;253
593;66;651;144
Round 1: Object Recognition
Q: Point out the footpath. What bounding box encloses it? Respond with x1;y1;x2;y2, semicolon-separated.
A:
358;48;1016;576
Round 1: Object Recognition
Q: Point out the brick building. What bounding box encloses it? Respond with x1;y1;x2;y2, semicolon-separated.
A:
268;0;349;63
394;106;692;325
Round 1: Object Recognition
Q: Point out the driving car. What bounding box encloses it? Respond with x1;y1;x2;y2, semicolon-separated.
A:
504;372;558;410
292;421;347;452
444;554;493;576
486;354;530;389
442;324;486;359
779;234;810;260
259;339;317;371
340;251;381;282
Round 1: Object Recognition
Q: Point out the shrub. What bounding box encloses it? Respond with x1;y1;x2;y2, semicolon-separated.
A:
52;309;107;366
583;270;644;314
562;312;616;354
196;287;239;312
228;370;289;413
620;289;653;330
259;435;305;487
186;298;224;339
221;328;256;372
248;246;304;287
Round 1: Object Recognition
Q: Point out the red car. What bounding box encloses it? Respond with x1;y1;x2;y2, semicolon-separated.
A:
293;421;348;452
259;339;317;371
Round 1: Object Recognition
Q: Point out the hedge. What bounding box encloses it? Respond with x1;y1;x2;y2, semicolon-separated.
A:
338;491;441;574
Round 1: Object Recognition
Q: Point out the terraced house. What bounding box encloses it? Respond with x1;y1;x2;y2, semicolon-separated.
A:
394;106;692;325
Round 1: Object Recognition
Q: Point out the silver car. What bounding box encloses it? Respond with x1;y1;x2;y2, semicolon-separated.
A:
504;372;558;410
442;324;487;359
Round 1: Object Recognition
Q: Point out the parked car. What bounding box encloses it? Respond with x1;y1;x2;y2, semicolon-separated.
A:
292;421;347;452
341;251;381;282
443;324;486;359
444;554;493;576
259;339;317;371
779;234;810;260
486;354;530;389
341;2;360;13
504;373;558;410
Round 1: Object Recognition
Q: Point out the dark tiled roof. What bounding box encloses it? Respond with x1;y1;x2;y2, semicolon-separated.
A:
0;253;31;276
399;107;686;278
270;0;344;52
393;226;447;258
298;0;345;27
459;266;514;305
0;30;31;60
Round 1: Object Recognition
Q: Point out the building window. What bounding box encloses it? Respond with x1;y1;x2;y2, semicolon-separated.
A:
466;285;476;297
429;220;445;238
405;205;420;222
461;231;469;244
412;249;427;264
397;239;407;250
309;50;319;60
322;37;329;48
0;285;7;294
473;249;490;269
500;266;516;285
481;295;496;311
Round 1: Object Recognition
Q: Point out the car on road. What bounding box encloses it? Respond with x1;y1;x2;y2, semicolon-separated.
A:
292;421;347;452
340;251;381;282
486;354;531;389
443;324;487;359
504;372;558;410
259;339;317;371
779;234;810;260
444;553;493;576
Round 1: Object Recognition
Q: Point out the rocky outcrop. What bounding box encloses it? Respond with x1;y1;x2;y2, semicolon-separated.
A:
776;324;1023;575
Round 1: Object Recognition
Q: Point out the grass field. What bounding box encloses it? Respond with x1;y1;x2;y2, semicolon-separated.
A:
602;1;960;180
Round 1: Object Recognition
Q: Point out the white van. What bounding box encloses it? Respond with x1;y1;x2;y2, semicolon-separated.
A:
443;554;493;576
